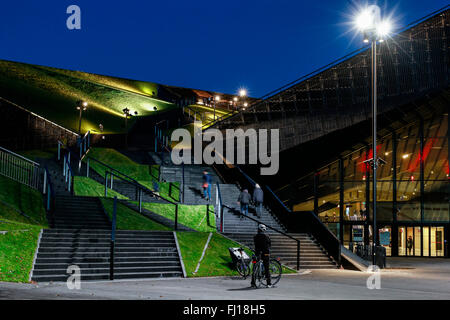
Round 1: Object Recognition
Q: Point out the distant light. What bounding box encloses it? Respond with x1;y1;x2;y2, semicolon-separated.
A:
82;101;88;107
243;102;248;107
239;89;247;97
215;95;221;101
402;154;409;159
233;97;238;102
410;175;415;181
385;152;389;156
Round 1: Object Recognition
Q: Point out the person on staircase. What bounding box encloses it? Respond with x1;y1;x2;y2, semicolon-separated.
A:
253;184;264;218
237;189;251;219
202;170;212;201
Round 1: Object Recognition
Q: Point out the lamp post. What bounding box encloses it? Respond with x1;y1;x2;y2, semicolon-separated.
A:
239;89;247;111
355;5;391;266
214;95;220;121
123;108;138;149
77;101;88;134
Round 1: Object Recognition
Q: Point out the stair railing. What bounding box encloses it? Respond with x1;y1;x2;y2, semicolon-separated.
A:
44;166;55;213
0;145;45;191
88;156;178;204
216;163;342;267
226;207;300;271
110;196;118;280
78;131;91;163
104;170;181;230
215;182;224;232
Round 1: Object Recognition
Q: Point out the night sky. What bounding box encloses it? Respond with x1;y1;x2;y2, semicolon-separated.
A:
0;0;448;96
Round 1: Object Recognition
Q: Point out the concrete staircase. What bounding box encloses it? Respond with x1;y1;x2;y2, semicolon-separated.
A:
31;230;183;282
155;156;336;269
223;233;337;269
53;196;111;230
31;154;184;282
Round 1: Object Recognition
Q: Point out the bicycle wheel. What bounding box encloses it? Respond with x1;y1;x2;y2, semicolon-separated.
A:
253;262;265;288
262;259;282;286
236;260;251;278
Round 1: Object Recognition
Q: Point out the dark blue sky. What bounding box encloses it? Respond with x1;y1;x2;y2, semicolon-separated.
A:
1;1;448;96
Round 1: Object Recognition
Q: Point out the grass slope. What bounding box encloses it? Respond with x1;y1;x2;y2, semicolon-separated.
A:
0;60;177;134
0;176;48;283
0;221;42;283
100;198;170;231
0;175;47;226
86;148;179;200
73;176;128;199
140;203;215;232
177;232;297;278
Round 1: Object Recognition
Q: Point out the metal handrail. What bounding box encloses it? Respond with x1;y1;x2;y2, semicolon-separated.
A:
0;146;40;166
226;207;300;270
105;170;177;205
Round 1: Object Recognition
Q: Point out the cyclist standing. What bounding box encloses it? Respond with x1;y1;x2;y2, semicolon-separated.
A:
251;224;272;288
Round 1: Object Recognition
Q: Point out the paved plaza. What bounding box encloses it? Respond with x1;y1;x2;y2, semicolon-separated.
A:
2;258;450;300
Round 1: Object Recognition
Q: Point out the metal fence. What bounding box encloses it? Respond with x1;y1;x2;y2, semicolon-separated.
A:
0;146;45;191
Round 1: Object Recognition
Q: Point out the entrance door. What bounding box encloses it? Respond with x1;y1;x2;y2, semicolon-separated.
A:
431;227;445;257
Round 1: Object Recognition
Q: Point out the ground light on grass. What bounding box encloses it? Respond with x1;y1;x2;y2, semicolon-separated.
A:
73;176;128;200
100;198;170;231
140;203;215;232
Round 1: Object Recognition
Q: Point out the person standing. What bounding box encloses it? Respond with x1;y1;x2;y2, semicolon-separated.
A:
237;189;251;219
202;170;212;201
251;224;272;288
253;184;264;218
407;235;413;255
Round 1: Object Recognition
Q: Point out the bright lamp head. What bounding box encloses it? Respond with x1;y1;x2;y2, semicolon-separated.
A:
376;20;392;38
355;9;375;32
239;89;247;97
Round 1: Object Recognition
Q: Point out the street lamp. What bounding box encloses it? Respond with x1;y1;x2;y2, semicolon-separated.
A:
355;4;392;267
123;108;138;149
214;95;220;121
77;101;88;134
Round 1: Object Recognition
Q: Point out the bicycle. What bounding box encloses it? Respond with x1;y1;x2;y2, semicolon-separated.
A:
235;247;252;278
251;253;282;288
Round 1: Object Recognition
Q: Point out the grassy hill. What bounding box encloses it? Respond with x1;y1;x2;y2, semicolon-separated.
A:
0;60;177;134
0;175;48;282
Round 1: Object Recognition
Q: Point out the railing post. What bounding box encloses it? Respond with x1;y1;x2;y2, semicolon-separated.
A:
68;174;71;193
105;172;108;197
139;189;142;213
63;155;66;177
181;162;185;203
47;184;51;211
57;142;60;160
86;158;90;177
110;173;114;190
110;196;117;280
174;204;178;231
43;170;47;194
296;241;300;270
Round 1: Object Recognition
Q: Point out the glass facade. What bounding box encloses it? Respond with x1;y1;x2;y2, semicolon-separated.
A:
293;112;449;257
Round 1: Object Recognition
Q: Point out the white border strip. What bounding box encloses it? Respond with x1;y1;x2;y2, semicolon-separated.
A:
173;231;187;278
29;228;43;282
193;232;213;274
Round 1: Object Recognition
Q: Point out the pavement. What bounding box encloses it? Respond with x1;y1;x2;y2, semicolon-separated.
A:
2;258;450;300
